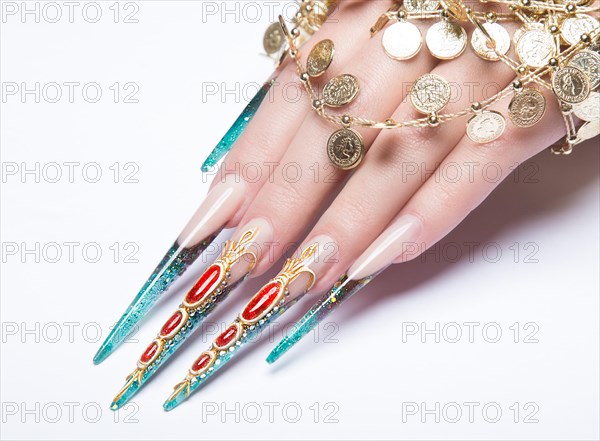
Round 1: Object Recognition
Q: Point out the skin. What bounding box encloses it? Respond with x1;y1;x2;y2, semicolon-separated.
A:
210;1;573;292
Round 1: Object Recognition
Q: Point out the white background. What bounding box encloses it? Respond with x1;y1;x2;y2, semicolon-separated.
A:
1;1;599;440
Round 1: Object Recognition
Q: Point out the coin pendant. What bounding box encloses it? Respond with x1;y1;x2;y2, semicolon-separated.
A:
552;66;591;104
512;23;544;46
323;74;360;107
561;14;600;46
404;0;440;12
327;128;365;170
426;21;467;60
410;73;451;114
471;22;511;61
516;29;556;68
302;0;329;33
573;91;600;121
440;0;468;21
568;50;600;90
508;88;547;127
263;22;285;55
382;21;423;60
307;39;335;77
466;111;506;144
577;119;600;142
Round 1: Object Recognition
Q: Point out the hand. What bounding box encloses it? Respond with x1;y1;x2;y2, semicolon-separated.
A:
213;1;571;292
102;0;598;410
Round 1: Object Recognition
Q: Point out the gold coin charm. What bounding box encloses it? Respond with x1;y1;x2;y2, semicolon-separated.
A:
552;66;591;104
263;22;285;55
561;14;600;46
440;0;468;21
577;119;600;142
512;23;544;46
327;128;365;170
568;50;600;90
302;0;329;33
382;21;423;60
573;91;600;121
426;20;467;60
471;22;511;61
404;0;440;13
466;111;506;144
307;39;335;77
323;74;360;107
516;29;556;68
410;73;451;114
508;88;547;127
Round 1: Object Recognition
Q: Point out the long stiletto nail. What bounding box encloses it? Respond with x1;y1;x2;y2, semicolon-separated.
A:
110;228;260;410
266;215;422;364
163;242;323;411
201;78;277;172
94;175;246;364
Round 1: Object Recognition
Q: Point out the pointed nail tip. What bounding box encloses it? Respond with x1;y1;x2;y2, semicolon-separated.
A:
163;400;177;412
265;351;281;364
92;349;109;365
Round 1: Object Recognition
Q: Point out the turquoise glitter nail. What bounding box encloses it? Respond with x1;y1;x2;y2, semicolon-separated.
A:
201;78;276;172
93;235;217;365
163;244;319;411
110;229;260;409
266;272;380;364
110;276;247;410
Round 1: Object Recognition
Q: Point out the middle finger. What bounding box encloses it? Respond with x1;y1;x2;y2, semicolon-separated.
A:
235;10;439;275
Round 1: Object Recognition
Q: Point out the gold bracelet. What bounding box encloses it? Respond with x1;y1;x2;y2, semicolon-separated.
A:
273;0;599;168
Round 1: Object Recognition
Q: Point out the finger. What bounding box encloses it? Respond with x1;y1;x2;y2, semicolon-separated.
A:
235;11;440;276
211;0;387;229
94;1;382;363
391;86;565;266
297;21;521;291
267;84;567;364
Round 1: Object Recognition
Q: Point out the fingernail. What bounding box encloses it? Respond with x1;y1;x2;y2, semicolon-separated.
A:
287;235;338;298
266;273;377;364
110;228;259;410
94;175;247;365
266;215;422;364
163;242;320;411
231;217;274;278
348;214;422;280
201;78;277;172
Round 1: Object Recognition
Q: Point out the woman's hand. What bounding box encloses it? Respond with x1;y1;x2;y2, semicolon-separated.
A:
213;1;571;292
